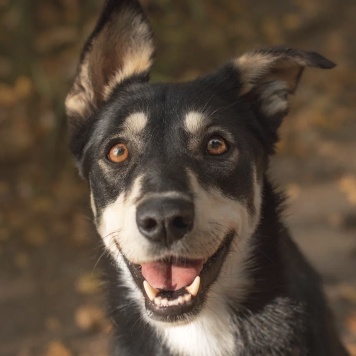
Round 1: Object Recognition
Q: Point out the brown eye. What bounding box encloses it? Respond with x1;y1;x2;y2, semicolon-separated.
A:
206;136;228;156
108;143;129;163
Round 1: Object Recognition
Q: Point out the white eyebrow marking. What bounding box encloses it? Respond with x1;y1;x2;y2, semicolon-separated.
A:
184;111;205;134
123;112;148;134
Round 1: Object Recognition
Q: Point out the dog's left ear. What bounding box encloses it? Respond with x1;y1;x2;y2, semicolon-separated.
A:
233;46;335;132
65;0;154;125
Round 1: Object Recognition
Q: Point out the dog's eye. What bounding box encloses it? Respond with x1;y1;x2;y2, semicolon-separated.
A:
108;143;129;163
206;136;228;156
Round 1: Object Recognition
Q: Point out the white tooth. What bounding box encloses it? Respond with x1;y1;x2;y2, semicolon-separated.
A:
184;293;192;302
185;276;201;297
154;296;162;306
161;298;169;306
178;296;185;305
168;300;177;306
143;280;159;301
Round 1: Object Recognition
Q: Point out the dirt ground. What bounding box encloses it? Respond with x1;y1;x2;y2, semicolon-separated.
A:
0;0;355;355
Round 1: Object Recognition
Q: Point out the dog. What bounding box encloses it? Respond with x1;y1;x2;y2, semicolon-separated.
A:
65;0;348;355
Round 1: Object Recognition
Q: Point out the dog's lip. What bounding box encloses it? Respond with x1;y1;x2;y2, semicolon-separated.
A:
120;231;235;322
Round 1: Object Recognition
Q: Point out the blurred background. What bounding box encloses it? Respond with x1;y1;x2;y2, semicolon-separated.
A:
0;0;355;355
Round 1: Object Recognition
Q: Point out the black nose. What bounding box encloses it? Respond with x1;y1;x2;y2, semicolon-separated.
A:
136;197;194;246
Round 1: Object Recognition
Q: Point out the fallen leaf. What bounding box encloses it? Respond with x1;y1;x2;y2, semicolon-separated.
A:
45;341;72;356
286;183;301;201
75;273;101;295
24;225;47;246
346;313;356;335
14;76;32;99
338;176;356;205
75;304;104;331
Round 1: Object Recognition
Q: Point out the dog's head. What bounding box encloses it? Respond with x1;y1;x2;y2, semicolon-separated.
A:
66;0;334;324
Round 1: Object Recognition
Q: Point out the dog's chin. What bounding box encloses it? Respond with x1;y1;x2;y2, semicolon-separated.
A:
121;231;235;323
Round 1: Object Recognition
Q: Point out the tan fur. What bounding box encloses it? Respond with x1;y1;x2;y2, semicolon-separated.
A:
65;57;96;120
235;53;276;95
234;52;308;117
235;53;305;96
123;112;148;134
184;112;205;135
65;9;153;121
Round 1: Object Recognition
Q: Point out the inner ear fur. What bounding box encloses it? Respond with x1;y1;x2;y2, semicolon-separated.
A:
234;46;335;122
65;0;154;125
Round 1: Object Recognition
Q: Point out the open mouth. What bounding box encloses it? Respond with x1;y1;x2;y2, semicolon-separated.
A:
121;231;234;322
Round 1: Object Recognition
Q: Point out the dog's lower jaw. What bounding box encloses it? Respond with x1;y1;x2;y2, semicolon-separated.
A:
142;235;253;356
106;230;252;356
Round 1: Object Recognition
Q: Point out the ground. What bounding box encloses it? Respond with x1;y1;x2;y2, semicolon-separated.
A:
0;0;355;355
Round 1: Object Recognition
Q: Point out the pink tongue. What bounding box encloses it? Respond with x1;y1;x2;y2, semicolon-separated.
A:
141;260;204;291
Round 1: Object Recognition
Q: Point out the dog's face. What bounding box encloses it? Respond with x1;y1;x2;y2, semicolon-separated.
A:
75;81;265;322
66;0;334;324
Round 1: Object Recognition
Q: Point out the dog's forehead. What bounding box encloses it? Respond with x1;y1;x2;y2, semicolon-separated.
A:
121;110;208;138
106;81;239;133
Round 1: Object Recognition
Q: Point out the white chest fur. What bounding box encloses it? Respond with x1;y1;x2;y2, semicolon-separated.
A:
155;299;236;356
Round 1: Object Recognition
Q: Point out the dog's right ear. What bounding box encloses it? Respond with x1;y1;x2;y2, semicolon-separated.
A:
65;0;154;129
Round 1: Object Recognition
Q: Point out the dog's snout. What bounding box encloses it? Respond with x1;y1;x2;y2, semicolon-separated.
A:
136;197;194;246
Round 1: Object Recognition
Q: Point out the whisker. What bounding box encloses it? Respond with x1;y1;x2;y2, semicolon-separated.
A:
102;228;123;240
92;249;108;274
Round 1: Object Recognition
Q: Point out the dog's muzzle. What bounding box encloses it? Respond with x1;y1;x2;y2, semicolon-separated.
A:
114;196;235;322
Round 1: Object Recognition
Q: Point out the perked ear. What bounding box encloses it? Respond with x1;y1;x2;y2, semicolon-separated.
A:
234;46;335;130
65;0;154;124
